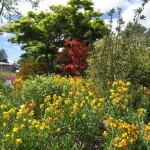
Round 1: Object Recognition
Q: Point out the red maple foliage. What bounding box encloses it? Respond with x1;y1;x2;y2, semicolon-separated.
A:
58;38;90;76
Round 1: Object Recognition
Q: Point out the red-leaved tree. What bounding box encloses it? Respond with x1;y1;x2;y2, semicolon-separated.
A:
58;38;90;76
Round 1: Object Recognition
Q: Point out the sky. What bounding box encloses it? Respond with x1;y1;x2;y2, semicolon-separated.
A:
0;0;150;63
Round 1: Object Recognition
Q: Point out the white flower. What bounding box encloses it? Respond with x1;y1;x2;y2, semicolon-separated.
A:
20;104;25;110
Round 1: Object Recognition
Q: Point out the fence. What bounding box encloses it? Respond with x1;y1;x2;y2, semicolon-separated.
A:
0;62;20;73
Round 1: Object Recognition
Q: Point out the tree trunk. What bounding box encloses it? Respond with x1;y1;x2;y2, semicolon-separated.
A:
45;53;51;74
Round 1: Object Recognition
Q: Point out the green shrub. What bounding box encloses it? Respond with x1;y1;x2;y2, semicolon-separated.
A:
1;75;104;149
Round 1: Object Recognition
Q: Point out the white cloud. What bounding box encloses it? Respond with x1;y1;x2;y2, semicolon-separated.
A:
8;60;15;64
138;2;150;29
2;33;13;38
122;1;150;29
17;1;33;16
93;0;131;12
18;0;68;15
18;0;131;15
38;0;67;11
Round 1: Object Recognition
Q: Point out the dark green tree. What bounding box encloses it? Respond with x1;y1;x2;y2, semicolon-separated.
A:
0;48;8;62
123;22;147;37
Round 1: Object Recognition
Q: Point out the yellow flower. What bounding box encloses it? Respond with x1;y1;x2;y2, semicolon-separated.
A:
126;81;131;87
20;124;25;128
56;128;61;133
124;99;128;103
5;134;10;141
35;124;40;129
103;131;108;137
0;104;7;109
73;103;78;109
118;80;124;85
3;122;6;127
97;103;101;107
16;138;22;145
138;108;145;114
65;99;70;104
62;94;65;97
130;138;135;143
110;89;115;93
13;127;19;134
88;91;94;96
110;122;116;129
112;81;118;87
40;104;44;109
94;106;97;109
118;139;127;148
82;114;87;119
99;98;104;102
122;132;128;138
44;95;51;103
40;126;45;131
3;112;10;120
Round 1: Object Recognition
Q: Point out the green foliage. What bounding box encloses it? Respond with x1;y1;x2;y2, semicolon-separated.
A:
16;75;72;112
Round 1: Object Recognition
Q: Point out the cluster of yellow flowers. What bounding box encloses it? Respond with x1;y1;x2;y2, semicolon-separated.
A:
1;76;102;149
90;97;105;109
103;117;139;149
109;80;131;109
1;75;149;149
142;122;150;141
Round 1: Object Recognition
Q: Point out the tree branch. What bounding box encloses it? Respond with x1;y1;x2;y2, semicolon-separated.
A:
0;0;5;16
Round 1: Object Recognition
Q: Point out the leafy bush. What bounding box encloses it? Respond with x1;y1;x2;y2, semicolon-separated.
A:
16;62;47;79
58;38;90;77
1;75;104;149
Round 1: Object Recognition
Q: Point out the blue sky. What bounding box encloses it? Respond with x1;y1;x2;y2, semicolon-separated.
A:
0;0;149;63
0;34;24;63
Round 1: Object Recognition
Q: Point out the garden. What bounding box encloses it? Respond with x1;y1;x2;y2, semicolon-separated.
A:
0;0;150;149
0;70;150;150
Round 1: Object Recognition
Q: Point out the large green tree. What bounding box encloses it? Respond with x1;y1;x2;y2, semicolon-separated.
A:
5;0;107;73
